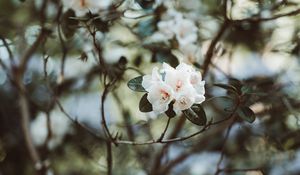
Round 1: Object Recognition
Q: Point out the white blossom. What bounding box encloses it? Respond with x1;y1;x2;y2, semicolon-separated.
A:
151;10;198;46
172;17;198;45
62;0;111;16
142;67;174;114
142;62;205;115
178;43;202;64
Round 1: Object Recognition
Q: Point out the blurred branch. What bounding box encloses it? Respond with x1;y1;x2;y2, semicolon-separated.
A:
214;117;236;175
101;78;118;146
18;28;49;75
158;95;241;175
0;37;14;65
116;122;210;145
43;111;52;149
156;117;171;142
115;92;240;146
219;167;264;173
202;0;230;78
18;86;42;168
58;23;68;82
150;116;186;175
157;118;235;175
232;7;300;23
55;99;104;141
106;141;113;175
85;22;106;67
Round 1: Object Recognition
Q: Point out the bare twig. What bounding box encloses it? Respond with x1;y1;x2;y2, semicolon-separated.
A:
18;87;42;168
19;28;49;75
55;99;104;141
116;123;210;145
57;23;68;82
44;111;53;148
214;117;236;175
106;141;113;175
232;7;300;23
156;117;172;142
202;0;230;77
150;116;186;175
101;84;118;146
219;167;263;173
0;37;14;65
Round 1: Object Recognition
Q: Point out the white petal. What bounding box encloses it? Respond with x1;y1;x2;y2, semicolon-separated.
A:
142;75;153;90
195;94;205;104
152;102;169;114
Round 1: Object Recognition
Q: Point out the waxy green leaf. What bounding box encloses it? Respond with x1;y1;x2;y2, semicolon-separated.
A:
139;94;152;112
237;106;256;123
128;76;146;92
183;104;207;126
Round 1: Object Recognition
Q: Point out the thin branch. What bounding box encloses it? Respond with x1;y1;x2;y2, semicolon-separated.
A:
55;99;104;141
150;116;186;175
202;0;230;77
44;111;53;149
116;124;211;145
57;23;68;82
101;85;118;146
156;117;172;142
219;167;263;173
125;67;145;75
17;79;42;170
18;28;49;75
214;117;236;175
157;118;234;175
232;7;300;23
106;141;113;175
0;37;14;65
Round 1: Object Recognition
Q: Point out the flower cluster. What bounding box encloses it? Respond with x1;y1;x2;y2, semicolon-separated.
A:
142;63;205;114
62;0;111;16
151;8;198;45
150;8;202;64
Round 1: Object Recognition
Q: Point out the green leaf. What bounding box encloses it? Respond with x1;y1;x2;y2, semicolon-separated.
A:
61;9;79;39
237;106;256;123
139;94;153;112
127;76;146;92
241;85;252;94
153;50;179;67
214;83;238;93
165;102;176;118
228;78;243;94
183;104;207;126
135;0;155;9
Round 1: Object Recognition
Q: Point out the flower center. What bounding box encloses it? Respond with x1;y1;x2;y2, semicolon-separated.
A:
175;80;183;91
180;98;187;105
160;89;170;101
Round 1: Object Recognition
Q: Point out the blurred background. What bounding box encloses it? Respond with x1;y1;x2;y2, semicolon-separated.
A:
1;0;300;174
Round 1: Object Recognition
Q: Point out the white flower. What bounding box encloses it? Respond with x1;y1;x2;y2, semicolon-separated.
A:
163;63;191;93
157;20;176;39
147;82;174;113
178;43;202;64
141;62;205;115
173;84;196;112
142;67;174;114
173;17;198;45
142;67;162;90
62;0;111;16
150;11;198;46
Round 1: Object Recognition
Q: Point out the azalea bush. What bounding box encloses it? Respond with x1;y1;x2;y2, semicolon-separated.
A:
1;0;300;175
